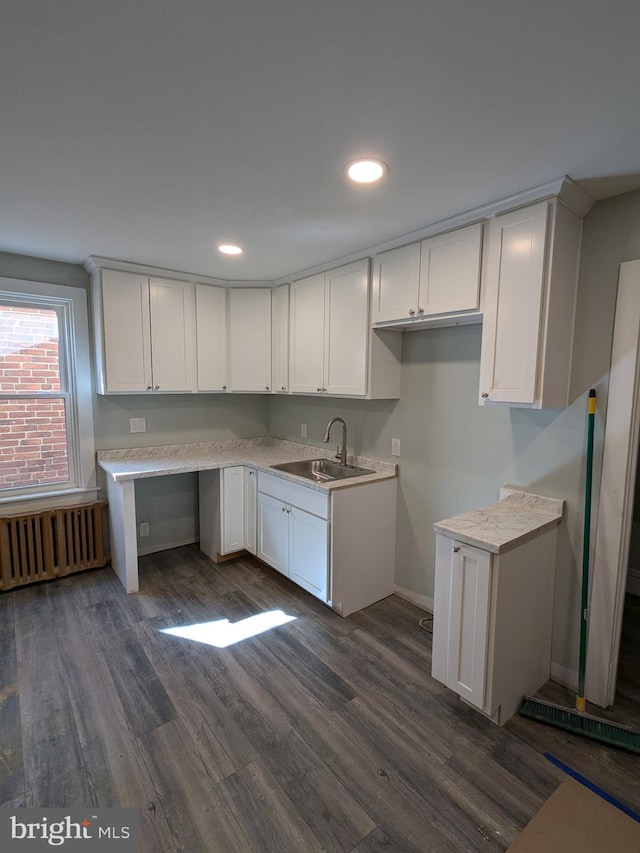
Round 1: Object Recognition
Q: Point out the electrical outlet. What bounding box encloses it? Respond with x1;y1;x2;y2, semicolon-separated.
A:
301;423;307;438
139;522;150;538
130;417;147;433
391;438;401;457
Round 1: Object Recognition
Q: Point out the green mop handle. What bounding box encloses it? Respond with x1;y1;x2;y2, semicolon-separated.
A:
577;388;596;712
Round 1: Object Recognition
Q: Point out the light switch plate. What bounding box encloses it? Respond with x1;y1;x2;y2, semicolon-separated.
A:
301;423;307;437
391;438;401;457
139;522;150;537
130;417;147;433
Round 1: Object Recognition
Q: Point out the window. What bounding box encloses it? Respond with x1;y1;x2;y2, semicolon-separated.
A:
0;278;96;507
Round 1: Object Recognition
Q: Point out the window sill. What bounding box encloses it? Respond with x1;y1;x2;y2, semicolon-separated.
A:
0;488;101;517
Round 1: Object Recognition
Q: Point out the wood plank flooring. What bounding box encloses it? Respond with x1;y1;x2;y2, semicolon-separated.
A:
2;544;639;851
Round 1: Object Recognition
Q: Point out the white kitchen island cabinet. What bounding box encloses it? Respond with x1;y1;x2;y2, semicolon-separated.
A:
91;268;196;394
478;199;582;408
431;488;563;725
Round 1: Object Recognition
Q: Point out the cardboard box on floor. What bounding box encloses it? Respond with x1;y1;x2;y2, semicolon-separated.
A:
508;777;640;853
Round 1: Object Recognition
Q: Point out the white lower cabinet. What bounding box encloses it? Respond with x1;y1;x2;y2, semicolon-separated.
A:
431;530;557;725
256;471;396;615
257;474;329;602
199;466;257;560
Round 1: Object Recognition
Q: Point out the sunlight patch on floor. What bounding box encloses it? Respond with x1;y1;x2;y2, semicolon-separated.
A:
160;610;297;648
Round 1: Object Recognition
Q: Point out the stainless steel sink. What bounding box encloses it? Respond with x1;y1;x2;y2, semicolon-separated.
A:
270;458;375;482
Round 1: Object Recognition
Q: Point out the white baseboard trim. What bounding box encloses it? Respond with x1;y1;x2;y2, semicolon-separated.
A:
550;661;578;691
393;585;434;613
137;537;199;557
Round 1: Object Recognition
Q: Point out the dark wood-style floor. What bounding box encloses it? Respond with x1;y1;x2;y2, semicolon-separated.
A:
1;545;639;852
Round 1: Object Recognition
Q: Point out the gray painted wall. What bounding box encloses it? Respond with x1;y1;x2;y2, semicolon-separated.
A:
269;189;640;674
2;188;639;674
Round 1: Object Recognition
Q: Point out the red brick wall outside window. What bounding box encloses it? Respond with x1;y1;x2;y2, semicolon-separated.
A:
0;305;70;490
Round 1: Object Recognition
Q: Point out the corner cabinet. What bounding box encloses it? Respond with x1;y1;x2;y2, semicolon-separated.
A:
431;530;557;725
289;260;401;399
478;200;582;408
272;284;290;393
91;268;196;394
228;288;272;392
371;222;483;328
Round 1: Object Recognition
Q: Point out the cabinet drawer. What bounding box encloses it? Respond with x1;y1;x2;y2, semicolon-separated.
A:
258;471;329;519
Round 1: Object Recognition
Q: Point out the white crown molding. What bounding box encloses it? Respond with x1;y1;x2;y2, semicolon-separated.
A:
275;175;595;285
84;255;229;286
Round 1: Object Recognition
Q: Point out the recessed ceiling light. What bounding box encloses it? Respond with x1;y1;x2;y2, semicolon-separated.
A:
346;159;388;184
217;244;243;255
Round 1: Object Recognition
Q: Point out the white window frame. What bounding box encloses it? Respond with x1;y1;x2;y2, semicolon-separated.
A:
0;277;97;513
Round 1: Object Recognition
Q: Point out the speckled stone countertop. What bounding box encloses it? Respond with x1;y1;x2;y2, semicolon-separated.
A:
433;487;564;554
97;437;397;492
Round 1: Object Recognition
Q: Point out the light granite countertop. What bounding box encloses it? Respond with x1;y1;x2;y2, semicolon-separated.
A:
97;437;397;493
433;487;564;554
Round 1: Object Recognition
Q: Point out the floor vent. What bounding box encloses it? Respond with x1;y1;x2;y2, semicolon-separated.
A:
0;501;108;591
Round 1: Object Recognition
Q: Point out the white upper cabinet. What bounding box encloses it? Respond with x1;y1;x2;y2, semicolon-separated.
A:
272;284;290;393
290;259;387;398
92;268;195;394
371;223;483;327
148;277;196;392
228;288;272;392
290;273;326;393
195;284;228;392
478;200;582;408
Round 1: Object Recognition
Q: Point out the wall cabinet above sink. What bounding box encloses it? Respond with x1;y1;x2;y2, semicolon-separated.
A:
371;222;483;329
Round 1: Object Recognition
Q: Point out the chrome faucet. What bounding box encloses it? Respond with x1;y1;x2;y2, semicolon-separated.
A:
322;417;348;466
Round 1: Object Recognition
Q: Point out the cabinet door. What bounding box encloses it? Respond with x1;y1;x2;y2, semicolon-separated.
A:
288;507;329;602
478;202;548;405
100;270;152;393
371;243;420;323
244;467;257;555
446;541;492;710
289;273;326;393
196;284;228;391
325;260;369;396
221;466;245;554
228;288;272;391
149;277;196;392
272;285;290;393
257;492;289;575
419;223;482;316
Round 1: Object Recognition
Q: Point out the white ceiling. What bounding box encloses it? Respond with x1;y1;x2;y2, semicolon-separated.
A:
2;0;640;281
